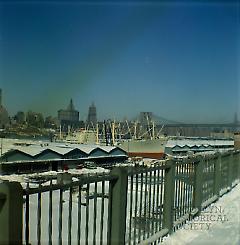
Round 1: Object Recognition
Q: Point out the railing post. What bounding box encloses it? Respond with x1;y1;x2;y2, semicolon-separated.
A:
108;167;128;245
193;156;203;215
213;154;221;198
218;154;223;191
57;172;72;185
163;160;175;234
0;181;23;244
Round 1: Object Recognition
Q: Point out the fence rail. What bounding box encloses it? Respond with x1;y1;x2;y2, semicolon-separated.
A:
0;150;239;244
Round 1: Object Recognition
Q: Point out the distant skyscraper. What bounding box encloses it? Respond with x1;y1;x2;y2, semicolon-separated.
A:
234;112;238;125
15;111;25;124
0;88;2;106
0;89;9;128
87;102;97;128
58;99;79;129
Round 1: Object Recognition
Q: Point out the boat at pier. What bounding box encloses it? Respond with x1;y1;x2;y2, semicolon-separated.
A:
118;137;168;159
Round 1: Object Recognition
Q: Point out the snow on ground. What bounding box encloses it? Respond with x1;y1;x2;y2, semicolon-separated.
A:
0;167;109;190
162;183;240;245
24;181;110;244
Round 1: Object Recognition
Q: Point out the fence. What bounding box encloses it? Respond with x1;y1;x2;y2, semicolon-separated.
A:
0;150;239;244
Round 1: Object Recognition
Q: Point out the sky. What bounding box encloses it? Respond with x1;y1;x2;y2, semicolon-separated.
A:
0;0;239;123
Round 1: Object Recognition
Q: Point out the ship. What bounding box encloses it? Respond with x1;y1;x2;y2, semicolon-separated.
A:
57;121;168;159
118;137;168;159
65;129;97;144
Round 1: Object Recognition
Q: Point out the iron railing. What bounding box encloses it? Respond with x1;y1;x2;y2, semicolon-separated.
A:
23;173;115;245
173;159;195;228
125;164;166;244
0;150;239;244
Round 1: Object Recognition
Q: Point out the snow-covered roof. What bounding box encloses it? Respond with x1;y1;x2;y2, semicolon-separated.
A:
0;138;127;163
166;138;234;148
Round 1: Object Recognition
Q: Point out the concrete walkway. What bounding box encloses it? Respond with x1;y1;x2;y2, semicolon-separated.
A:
162;183;240;245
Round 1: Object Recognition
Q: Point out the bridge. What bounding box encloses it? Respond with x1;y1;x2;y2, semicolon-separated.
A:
132;112;240;128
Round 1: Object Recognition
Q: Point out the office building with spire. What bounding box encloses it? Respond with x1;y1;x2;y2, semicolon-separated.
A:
58;99;79;129
87;102;97;128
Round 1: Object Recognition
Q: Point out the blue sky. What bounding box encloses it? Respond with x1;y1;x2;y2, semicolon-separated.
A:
0;0;239;123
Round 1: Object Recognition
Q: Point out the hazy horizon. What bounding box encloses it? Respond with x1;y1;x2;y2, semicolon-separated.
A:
0;0;239;124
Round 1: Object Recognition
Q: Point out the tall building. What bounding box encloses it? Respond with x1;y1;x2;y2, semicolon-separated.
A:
234;112;238;125
0;89;9;128
87;102;97;128
15;111;25;124
58;99;79;129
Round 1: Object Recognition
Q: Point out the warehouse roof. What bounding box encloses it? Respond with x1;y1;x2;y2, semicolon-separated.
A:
166;138;234;148
0;138;126;163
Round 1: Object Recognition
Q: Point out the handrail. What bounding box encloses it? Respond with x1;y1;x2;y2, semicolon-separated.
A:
23;173;117;195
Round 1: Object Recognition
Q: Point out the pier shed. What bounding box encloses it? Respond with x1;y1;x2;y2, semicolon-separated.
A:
89;147;109;157
0;149;33;162
34;149;62;161
0;139;127;174
165;138;234;155
63;148;88;159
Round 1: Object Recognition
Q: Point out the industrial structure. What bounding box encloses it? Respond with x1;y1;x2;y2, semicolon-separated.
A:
139;112;153;126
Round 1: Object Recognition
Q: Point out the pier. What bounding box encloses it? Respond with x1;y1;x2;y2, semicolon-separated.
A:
0;150;239;244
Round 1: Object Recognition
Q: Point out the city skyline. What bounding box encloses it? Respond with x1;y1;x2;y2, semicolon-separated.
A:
0;0;239;123
1;89;239;125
